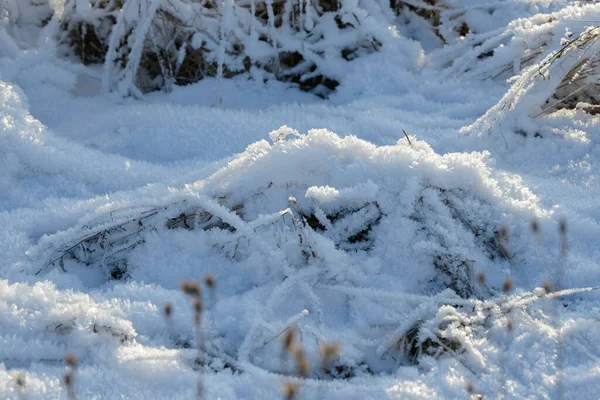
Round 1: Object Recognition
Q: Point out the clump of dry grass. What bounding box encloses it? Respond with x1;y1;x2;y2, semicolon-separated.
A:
533;27;600;116
393;317;465;365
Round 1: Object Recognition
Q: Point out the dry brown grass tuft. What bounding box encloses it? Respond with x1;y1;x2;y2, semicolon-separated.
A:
181;280;202;298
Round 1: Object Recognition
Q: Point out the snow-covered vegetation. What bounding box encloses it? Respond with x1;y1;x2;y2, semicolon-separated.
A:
1;0;600;399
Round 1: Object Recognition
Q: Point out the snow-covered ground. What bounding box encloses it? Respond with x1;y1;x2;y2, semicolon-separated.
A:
1;1;600;399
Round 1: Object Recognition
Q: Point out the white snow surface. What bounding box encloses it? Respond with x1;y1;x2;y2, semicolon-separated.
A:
2;1;600;399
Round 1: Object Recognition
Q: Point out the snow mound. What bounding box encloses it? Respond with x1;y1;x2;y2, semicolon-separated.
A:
20;123;551;381
34;127;541;294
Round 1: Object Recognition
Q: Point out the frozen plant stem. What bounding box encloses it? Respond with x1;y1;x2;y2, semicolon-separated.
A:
530;217;546;262
163;302;175;340
204;274;217;344
194;297;205;399
204;274;217;310
402;129;412;146
281;328;295;374
499;275;513;399
181;280;205;399
553;219;568;400
63;353;77;400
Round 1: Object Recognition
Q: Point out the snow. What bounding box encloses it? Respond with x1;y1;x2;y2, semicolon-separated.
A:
2;0;600;399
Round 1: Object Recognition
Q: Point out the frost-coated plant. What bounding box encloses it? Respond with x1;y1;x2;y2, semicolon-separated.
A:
46;0;390;96
433;3;600;141
5;0;571;96
26;127;559;379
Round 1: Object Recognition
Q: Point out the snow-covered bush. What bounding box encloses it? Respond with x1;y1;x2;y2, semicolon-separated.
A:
461;3;600;136
6;0;573;96
430;2;598;81
57;0;124;65
22;126;551;374
397;0;569;53
52;0;389;96
33;126;541;301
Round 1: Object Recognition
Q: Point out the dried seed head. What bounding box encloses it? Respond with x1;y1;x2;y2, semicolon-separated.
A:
321;341;341;371
63;372;73;387
282;382;298;400
163;302;172;317
542;281;553;294
466;381;474;394
476;270;486;284
506;319;514;332
180;280;201;297
65;353;77;368
321;342;341;361
294;347;309;377
282;329;295;352
503;276;513;294
530;218;539;234
559;219;567;235
204;274;216;289
15;373;25;389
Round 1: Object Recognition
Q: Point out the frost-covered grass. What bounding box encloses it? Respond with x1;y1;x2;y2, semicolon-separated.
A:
2;1;600;399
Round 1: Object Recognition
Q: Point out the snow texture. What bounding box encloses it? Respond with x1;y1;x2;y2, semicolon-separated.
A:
1;1;600;399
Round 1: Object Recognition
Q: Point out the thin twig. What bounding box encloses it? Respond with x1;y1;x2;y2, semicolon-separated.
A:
402;129;412;146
